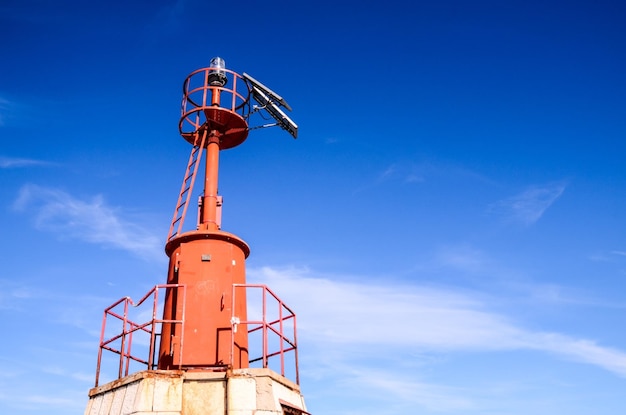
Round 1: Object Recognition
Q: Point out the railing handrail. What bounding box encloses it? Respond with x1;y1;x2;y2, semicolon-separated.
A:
231;283;300;384
95;282;299;387
95;284;186;387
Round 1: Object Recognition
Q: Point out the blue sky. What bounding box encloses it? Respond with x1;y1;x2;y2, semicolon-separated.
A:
1;0;625;414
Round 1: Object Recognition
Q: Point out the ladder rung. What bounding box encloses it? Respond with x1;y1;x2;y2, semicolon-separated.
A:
168;131;206;241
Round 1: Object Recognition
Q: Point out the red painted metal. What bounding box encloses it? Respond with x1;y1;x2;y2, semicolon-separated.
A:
94;283;299;386
232;284;300;384
95;60;301;386
179;67;249;150
159;231;250;370
159;63;253;370
167;129;208;241
95;284;186;387
200;132;221;231
169;67;250;240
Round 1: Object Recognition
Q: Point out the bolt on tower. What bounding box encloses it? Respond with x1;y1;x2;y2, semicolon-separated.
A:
84;58;308;415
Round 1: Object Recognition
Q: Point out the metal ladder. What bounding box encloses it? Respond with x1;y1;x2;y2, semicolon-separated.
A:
167;129;208;241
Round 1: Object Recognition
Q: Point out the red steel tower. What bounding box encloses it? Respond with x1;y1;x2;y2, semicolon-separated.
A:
158;57;254;371
86;58;307;415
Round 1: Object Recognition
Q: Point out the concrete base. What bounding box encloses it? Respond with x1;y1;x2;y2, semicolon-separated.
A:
84;369;308;415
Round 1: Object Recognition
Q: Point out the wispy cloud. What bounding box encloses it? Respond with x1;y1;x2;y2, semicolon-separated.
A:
378;164;398;181
356;160;493;193
0;95;28;127
435;245;489;274
0;155;53;168
529;332;626;376
348;369;475;412
431;245;619;309
249;266;626;378
353;162;426;193
22;395;78;406
491;182;566;225
0;97;12;126
589;250;626;263
142;0;189;39
375;162;427;185
42;366;94;383
13;184;162;260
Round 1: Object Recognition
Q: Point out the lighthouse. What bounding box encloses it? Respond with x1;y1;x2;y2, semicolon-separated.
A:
84;58;308;415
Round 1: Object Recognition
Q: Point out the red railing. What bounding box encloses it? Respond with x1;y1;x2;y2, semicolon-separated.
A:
94;284;186;387
179;66;250;138
232;284;300;384
94;283;299;386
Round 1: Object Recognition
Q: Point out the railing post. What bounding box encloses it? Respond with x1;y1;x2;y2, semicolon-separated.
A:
279;300;285;377
95;309;108;387
294;314;299;385
230;284;236;366
148;286;159;370
118;299;129;379
262;286;268;368
95;282;299;386
124;323;134;377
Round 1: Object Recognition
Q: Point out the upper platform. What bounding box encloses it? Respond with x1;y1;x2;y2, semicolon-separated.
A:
179;66;251;149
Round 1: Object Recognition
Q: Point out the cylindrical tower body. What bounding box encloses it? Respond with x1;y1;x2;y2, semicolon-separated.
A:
158;231;250;369
158;61;252;370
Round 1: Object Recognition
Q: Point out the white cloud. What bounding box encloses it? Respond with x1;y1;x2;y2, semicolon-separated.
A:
13;184;162;260
491;182;566;225
0;97;11;126
432;245;597;306
0;279;37;311
42;365;94;383
374;163;425;185
349;369;475;412
378;164;397;181
249;266;626;378
530;333;626;376
435;245;489;274
358;160;493;194
18;394;82;407
0;156;52;168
